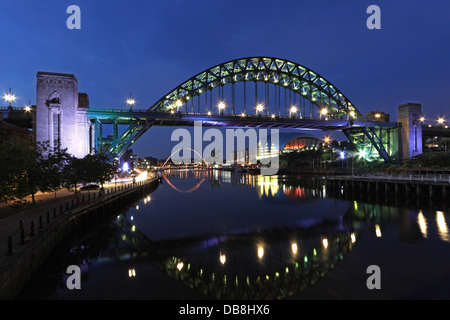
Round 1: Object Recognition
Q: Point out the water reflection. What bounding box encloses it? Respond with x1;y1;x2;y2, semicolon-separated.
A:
156;229;355;299
17;170;450;300
436;211;450;242
163;169;327;202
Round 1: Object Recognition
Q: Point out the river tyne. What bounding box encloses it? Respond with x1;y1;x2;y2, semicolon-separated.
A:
17;169;450;300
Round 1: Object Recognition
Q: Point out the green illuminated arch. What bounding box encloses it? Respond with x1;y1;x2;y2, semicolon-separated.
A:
149;57;363;120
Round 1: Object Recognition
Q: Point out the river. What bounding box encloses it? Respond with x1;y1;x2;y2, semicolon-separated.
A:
17;169;450;299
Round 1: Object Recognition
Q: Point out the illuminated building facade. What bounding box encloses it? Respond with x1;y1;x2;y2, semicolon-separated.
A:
282;136;323;152
36;71;92;158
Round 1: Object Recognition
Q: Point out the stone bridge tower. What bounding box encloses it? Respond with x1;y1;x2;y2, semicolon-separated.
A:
36;72;91;158
398;103;423;160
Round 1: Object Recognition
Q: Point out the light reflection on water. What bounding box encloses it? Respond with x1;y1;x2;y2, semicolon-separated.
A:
17;169;450;300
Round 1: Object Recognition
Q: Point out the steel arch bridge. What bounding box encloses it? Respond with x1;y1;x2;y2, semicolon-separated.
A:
149;56;363;119
87;57;398;162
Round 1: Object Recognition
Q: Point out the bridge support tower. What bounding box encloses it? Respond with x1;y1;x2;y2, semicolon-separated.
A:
398;103;423;161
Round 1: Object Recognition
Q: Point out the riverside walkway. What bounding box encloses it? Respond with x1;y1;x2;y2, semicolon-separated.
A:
326;172;450;200
0;176;160;299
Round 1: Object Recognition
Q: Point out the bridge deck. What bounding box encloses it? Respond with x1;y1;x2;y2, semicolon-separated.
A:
87;109;398;131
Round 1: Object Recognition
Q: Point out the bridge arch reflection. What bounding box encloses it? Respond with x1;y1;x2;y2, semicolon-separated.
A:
155;229;357;299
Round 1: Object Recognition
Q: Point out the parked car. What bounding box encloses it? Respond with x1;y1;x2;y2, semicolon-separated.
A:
80;184;100;190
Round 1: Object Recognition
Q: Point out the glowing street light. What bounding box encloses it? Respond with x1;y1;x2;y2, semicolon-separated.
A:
3;88;16;107
290;106;298;117
256;104;264;115
419;116;426;122
320;108;328;119
24;101;32;112
218;101;226;114
438;117;445;125
126;93;135;110
175;99;182;111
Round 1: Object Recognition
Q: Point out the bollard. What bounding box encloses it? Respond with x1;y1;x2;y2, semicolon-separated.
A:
60;204;63;215
66;202;69;211
39;215;43;229
30;221;34;236
20;227;25;244
47;211;50;223
7;236;12;255
53;207;56;218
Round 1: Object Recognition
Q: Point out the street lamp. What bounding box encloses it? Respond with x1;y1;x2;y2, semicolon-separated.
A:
3;88;16;107
437;117;445;125
290;106;297;118
256;104;264;116
218;101;226;115
175;99;182;111
126;93;135;110
320;108;328;119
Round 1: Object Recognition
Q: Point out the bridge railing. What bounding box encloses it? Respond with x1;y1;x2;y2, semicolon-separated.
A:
332;173;450;184
88;108;345;121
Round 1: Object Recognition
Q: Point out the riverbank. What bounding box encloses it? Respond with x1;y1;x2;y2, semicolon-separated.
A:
0;177;161;300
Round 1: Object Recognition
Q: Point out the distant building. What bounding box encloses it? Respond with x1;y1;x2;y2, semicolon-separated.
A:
282;136;323;152
365;111;390;122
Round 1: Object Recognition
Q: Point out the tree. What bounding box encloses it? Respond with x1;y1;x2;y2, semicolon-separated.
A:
90;152;116;188
61;152;116;193
61;156;85;194
39;144;72;201
0;139;44;204
0;139;29;202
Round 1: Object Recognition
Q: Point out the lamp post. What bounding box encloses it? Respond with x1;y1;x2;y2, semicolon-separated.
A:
218;101;226;115
3;88;16;108
290;106;297;118
256;104;264;116
177;99;183;112
126;93;135;110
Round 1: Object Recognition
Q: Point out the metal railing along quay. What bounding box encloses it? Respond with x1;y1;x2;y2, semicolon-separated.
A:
328;173;450;184
0;177;159;259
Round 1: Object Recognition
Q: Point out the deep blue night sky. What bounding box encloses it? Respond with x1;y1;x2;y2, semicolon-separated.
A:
1;0;449;158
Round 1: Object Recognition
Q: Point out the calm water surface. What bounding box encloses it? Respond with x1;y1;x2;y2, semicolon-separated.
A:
17;169;450;299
